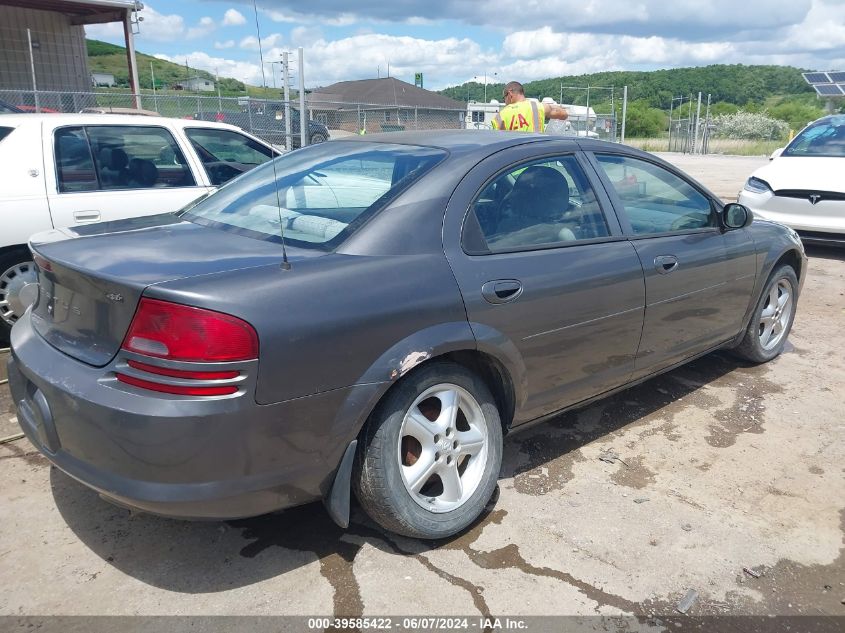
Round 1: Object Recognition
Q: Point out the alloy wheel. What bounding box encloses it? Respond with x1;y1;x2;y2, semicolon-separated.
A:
397;383;489;513
758;279;793;351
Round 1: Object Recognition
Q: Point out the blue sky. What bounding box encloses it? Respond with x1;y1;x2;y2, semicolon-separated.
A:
85;0;845;91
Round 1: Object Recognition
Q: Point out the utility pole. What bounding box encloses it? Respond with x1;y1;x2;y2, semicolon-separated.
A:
621;85;628;144
26;28;39;113
283;51;291;151
298;47;306;148
150;61;158;112
216;68;222;112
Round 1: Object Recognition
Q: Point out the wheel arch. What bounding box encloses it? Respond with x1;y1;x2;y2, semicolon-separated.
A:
0;244;31;261
731;244;805;348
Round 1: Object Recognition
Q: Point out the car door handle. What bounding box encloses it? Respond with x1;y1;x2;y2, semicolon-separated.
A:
481;280;523;304
654;255;679;274
73;210;101;222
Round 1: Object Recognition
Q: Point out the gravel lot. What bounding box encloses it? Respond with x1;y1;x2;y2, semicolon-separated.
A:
0;153;843;625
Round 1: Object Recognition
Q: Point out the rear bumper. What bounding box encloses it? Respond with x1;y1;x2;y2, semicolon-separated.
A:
8;314;383;520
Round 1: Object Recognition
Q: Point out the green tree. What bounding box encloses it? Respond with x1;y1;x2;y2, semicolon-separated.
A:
624;100;668;137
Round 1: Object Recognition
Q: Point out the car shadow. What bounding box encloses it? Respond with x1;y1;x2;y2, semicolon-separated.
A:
51;351;761;594
804;244;845;262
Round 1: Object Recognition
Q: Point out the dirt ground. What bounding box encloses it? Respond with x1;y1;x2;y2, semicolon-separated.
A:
0;154;843;626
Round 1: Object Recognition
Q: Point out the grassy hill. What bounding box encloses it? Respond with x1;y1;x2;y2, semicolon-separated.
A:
442;65;814;108
442;65;836;136
87;39;282;98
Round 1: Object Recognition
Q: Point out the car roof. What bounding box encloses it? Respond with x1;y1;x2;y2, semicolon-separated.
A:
0;113;250;132
336;129;645;160
337;129;579;155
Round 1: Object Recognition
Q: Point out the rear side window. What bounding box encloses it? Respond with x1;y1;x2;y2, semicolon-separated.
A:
182;142;446;249
185;127;275;186
86;126;196;189
0;127;13;143
55;127;98;192
465;155;610;254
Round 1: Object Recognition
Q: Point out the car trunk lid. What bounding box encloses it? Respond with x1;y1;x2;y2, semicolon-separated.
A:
28;214;319;366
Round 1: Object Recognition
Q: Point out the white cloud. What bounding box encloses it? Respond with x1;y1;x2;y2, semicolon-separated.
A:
291;26;324;47
239;33;283;51
240;0;813;40
214;40;236;49
85;21;123;41
187;16;215;39
155;51;264;86
263;8;357;27
222;8;247;26
301;33;493;88
87;5;185;43
88;6;216;42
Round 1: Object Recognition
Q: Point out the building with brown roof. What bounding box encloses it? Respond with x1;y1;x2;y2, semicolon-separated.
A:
308;77;467;134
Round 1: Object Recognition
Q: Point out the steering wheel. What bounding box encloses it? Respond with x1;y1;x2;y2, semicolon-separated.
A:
670;212;706;231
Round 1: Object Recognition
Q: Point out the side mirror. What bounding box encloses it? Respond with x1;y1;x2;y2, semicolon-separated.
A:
722;203;754;229
769;147;784;160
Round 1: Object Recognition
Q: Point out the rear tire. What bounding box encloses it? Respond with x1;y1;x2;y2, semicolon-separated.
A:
733;264;798;364
353;361;503;539
310;133;327;144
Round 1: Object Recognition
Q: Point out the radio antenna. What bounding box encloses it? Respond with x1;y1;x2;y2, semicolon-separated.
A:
269;152;291;271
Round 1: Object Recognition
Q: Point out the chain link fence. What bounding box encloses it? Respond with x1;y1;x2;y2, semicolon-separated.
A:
668;94;713;154
552;86;619;142
0;88;468;147
2;87;627;145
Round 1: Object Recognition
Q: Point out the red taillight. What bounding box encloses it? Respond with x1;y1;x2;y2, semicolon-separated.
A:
116;373;238;396
121;298;258;362
126;359;239;380
32;253;52;272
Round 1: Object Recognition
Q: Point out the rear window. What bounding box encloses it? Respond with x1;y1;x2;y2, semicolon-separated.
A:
180;142;446;249
0;127;13;143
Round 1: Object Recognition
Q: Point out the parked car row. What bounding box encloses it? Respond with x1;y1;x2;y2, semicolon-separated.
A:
0;113;279;342
6;128;806;539
192;105;330;149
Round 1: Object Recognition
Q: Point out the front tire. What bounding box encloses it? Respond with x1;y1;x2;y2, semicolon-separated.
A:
353;362;503;539
310;132;327;144
733;264;798;363
0;249;38;345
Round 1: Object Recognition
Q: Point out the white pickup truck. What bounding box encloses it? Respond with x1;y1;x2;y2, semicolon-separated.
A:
0;113;278;342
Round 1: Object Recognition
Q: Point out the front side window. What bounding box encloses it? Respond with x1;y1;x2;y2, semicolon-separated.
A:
466;155;609;253
181;142;446;249
86;125;196;190
594;154;715;235
185;127;275;186
783;116;845;157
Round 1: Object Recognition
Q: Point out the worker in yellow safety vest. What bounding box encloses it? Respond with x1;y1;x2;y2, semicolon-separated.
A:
491;81;569;132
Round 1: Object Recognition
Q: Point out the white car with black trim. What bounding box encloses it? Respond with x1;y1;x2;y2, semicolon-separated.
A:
738;114;845;246
0;113;278;342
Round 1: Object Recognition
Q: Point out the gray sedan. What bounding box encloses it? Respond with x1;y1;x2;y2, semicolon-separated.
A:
7;131;806;539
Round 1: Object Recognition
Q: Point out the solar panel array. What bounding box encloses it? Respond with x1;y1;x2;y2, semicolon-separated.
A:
803;71;845;98
803;72;831;84
813;84;844;96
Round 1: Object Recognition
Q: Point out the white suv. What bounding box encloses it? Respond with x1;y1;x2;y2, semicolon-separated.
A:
0;114;278;342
